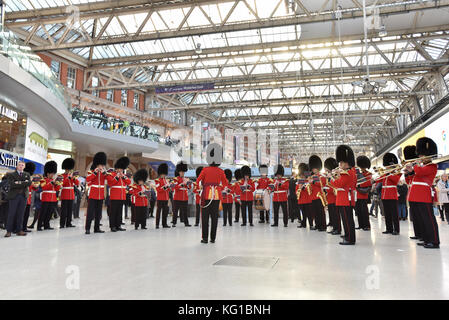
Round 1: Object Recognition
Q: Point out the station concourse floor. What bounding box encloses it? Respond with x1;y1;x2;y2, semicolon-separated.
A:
1;209;448;300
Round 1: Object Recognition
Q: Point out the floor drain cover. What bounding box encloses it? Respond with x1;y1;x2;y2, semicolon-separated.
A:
213;256;279;269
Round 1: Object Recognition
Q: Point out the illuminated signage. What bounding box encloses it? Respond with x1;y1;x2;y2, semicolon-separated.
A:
0;104;18;121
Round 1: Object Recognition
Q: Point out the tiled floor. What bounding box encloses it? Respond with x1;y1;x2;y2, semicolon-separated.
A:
1;209;448;300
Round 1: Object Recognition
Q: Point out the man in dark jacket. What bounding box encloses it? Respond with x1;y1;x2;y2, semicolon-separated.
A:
5;161;31;237
288;174;298;223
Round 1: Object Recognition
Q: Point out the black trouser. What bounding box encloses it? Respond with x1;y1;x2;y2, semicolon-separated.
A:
241;200;253;225
109;200;124;230
327;203;336;230
443;203;449;222
409;202;423;239
22;204;31;231
86;198;103;231
382;199;399;233
201;200;219;241
273;201;288;226
131;203;135;223
223;203;233;226
156;200;169;227
29;207;39;228
135;206;147;229
312;199;326;230
259;210;269;222
73;198;81;218
6;194;26;233
299;203;314;228
149;200;155;217
234;202;241;222
355;199;370;229
60;199;74;227
195;203;201;225
38;201;57;230
124;202;129;219
298;203;307;227
288;198;298;222
339;205;355;243
415;202;440;245
173;200;189;226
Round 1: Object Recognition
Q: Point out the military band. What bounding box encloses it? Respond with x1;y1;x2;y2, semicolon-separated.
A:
6;136;444;250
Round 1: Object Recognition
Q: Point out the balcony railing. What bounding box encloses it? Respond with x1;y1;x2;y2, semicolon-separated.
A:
0;27;71;110
71;107;180;147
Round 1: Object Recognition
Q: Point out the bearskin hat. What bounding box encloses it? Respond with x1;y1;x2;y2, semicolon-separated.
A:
114;156;130;170
274;164;284;176
175;161;188;173
324;158;338;171
206;143;222;167
92;152;107;169
308;155;322;171
157;163;168;176
298;163;309;174
224;169;233;183
416;137;438;157
196;166;203;178
62;158;75;170
403;145;417;161
24;162;36;175
44;161;57;176
336;145;355;167
133;169;148;183
234;168;242;181
356;155;371;170
383;153;398;166
241;165;251;178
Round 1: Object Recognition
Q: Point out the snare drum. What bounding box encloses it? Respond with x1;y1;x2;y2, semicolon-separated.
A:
254;189;270;211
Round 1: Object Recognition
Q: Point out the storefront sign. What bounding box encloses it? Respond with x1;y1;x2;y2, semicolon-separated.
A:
24;117;48;166
0;103;18;121
0;149;23;170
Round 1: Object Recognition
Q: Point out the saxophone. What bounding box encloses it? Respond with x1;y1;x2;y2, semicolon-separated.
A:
318;175;328;207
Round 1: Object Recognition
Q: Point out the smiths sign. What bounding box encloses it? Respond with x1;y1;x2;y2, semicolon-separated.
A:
0;104;18;121
0;150;23;170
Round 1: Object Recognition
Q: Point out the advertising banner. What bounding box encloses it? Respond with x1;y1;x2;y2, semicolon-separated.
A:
24;117;48;167
155;83;214;94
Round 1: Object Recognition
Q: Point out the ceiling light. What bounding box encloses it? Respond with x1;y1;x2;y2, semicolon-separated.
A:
379;24;387;37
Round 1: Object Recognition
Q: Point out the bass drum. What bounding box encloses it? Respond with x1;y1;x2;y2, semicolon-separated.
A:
254;189;270;211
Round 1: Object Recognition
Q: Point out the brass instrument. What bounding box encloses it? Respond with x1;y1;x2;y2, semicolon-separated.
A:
317;190;328;207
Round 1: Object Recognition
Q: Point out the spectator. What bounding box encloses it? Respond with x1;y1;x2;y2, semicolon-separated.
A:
4;161;31;237
437;174;449;223
397;180;408;221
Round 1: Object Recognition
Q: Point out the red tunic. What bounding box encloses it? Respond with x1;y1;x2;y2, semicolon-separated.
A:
86;170;107;200
193;181;202;205
239;178;255;201
130;184;149;207
27;184;38;205
329;173;352;206
60;173;80;201
375;173;402;200
40;178;61;202
408;163;437;203
348;167;357;206
272;178;289;202
232;182;242;203
173;176;190;202
309;174;327;201
296;183;312;204
196;166;228;202
106;172;131;201
221;186;234;204
155;177;170;201
323;179;336;204
256;177;270;190
356;170;372;200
